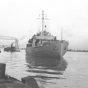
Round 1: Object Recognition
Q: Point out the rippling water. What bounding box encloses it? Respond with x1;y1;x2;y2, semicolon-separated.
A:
0;50;88;88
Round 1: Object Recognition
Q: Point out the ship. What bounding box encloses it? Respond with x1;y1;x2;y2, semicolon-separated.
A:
26;11;69;62
4;42;20;52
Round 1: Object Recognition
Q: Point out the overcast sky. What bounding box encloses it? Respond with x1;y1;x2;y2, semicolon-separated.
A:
0;0;88;50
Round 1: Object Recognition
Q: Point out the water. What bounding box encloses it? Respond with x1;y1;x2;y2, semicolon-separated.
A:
0;50;88;88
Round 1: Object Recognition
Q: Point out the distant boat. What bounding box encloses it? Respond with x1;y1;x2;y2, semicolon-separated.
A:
26;11;69;61
4;43;20;52
4;47;16;52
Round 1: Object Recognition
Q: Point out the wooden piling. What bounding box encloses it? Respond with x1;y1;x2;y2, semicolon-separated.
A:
0;63;6;78
0;63;34;88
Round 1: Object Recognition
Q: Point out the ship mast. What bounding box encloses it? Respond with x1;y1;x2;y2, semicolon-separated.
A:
60;27;63;58
42;10;44;32
37;10;49;33
41;10;49;33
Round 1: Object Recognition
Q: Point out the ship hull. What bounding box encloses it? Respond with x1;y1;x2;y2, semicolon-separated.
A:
26;40;68;60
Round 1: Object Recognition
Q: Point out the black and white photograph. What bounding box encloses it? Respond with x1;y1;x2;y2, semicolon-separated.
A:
0;0;88;88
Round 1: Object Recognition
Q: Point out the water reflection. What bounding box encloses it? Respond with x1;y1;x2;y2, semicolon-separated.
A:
25;55;67;79
1;51;88;88
26;55;67;71
0;51;68;88
25;55;67;88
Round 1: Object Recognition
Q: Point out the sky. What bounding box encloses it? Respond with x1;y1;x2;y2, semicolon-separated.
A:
0;0;88;50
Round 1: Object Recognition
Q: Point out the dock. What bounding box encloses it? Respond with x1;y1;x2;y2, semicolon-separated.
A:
0;63;39;88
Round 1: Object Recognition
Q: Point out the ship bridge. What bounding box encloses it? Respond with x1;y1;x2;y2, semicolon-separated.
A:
34;35;55;40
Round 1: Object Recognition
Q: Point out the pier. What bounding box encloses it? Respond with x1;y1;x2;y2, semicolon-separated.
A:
0;63;39;88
